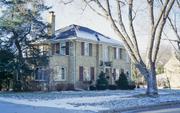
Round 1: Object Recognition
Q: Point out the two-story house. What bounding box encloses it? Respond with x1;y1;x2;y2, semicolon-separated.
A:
34;12;131;90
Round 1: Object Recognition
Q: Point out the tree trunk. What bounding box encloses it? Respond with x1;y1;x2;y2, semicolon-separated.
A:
136;63;158;96
146;64;158;96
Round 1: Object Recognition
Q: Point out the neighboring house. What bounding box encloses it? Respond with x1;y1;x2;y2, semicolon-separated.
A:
157;52;180;88
33;12;131;90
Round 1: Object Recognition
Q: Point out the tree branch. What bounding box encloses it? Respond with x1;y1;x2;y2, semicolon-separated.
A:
152;0;175;63
128;0;141;62
83;0;107;18
168;16;180;41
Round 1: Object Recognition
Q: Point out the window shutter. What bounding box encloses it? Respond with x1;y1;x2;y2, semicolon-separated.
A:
113;68;116;80
90;67;95;80
55;43;60;54
81;42;85;56
119;48;122;59
52;44;55;55
66;42;69;55
114;47;116;59
89;43;92;56
79;66;84;81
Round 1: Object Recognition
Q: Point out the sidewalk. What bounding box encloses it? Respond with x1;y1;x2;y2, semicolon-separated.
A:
102;101;180;113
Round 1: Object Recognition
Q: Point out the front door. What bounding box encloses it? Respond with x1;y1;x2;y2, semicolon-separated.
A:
105;68;113;85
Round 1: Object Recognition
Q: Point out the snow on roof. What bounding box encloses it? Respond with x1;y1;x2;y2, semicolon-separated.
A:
52;24;123;46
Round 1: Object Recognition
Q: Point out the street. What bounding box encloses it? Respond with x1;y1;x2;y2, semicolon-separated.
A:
123;104;180;113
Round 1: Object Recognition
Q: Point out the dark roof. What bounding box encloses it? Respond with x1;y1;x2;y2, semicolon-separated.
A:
52;24;122;45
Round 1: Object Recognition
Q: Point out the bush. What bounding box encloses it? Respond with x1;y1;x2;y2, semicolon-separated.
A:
128;81;136;90
115;72;129;90
66;84;75;91
56;84;75;91
89;85;96;90
56;84;65;91
13;81;22;92
108;85;117;90
96;71;108;90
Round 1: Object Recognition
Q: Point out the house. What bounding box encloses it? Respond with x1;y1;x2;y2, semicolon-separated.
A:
157;52;180;88
33;12;131;90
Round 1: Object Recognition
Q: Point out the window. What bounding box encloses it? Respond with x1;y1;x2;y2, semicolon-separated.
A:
61;67;65;80
103;45;109;61
54;66;66;81
119;48;123;59
81;42;93;56
84;43;89;56
84;67;90;81
52;43;60;55
79;66;84;81
35;67;46;81
90;67;95;80
60;42;66;55
60;42;69;55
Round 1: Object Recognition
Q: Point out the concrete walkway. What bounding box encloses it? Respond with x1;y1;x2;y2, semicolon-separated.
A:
121;103;180;113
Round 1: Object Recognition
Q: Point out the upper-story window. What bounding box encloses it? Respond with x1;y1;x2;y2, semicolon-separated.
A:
60;42;69;55
103;45;109;61
60;42;66;55
114;47;123;60
52;42;69;55
81;42;93;56
52;43;60;55
84;43;89;56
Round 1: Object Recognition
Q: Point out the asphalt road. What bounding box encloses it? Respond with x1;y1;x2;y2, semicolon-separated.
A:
123;104;180;113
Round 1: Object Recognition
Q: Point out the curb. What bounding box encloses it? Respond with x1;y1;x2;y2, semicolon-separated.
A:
101;101;180;113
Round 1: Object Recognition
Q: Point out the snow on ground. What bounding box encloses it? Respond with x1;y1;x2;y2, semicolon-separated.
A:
0;88;180;113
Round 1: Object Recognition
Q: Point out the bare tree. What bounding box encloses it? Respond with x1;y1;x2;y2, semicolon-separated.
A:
167;13;180;50
60;0;176;95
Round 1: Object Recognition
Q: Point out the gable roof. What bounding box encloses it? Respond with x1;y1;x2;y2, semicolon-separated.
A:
51;24;122;46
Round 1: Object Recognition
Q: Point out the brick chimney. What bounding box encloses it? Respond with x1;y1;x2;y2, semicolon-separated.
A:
48;11;55;36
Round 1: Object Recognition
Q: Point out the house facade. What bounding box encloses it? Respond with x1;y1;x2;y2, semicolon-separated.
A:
156;52;180;88
34;12;131;90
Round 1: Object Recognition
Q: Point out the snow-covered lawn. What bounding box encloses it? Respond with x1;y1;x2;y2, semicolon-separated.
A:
0;89;180;113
